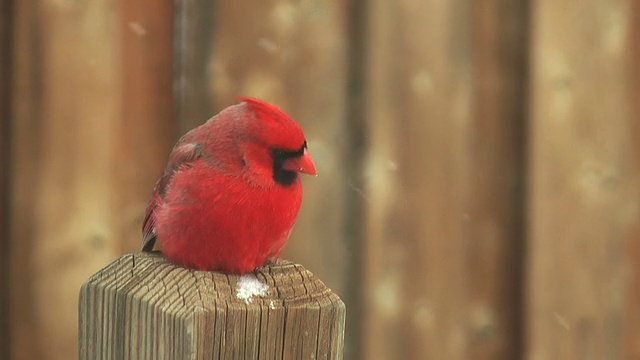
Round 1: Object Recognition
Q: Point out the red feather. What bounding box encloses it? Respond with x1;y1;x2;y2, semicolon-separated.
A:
141;98;316;273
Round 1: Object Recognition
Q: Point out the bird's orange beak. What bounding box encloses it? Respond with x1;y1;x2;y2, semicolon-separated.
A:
282;148;317;176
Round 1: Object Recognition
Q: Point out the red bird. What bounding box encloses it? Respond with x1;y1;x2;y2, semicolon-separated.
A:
142;97;316;274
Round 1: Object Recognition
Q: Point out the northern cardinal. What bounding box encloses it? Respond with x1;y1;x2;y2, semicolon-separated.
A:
142;97;316;274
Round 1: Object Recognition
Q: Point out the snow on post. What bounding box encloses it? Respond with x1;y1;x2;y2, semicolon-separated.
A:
78;252;345;359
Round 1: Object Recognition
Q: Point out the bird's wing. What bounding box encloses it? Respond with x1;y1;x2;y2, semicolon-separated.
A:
142;142;202;251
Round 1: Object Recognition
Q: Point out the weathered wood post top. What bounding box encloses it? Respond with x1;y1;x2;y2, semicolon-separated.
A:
79;252;345;359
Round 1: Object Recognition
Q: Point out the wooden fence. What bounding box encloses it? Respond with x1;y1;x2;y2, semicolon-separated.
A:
2;0;639;359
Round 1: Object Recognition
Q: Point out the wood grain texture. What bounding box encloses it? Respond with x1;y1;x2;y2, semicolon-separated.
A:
0;0;14;358
174;0;216;135
79;252;345;359
467;1;528;358
10;1;174;359
363;0;528;359
364;1;473;359
527;0;639;359
10;1;42;358
11;1;121;358
624;3;640;358
174;1;352;353
115;0;175;253
342;0;368;357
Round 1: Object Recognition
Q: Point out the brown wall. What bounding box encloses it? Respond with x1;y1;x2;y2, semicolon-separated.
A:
2;1;639;359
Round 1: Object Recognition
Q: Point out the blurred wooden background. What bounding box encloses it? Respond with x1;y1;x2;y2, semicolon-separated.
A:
1;0;639;359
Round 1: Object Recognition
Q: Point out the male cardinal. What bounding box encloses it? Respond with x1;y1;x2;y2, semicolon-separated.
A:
142;97;316;274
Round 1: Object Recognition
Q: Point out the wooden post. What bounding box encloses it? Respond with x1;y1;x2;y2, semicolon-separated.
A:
79;252;345;359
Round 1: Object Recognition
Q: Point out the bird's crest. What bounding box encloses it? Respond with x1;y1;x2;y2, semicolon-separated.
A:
237;96;305;151
238;97;293;125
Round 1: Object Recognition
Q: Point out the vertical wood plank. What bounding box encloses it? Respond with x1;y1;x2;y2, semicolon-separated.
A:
343;0;368;357
0;0;14;358
10;1;174;359
624;3;640;358
11;1;47;358
114;0;175;253
527;0;639;359
364;1;474;359
174;0;352;352
11;1;121;358
363;1;528;359
174;0;216;134
467;1;529;358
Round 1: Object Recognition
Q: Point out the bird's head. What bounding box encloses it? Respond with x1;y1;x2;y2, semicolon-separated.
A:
238;97;317;186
